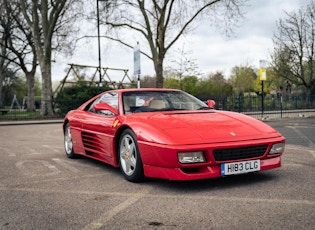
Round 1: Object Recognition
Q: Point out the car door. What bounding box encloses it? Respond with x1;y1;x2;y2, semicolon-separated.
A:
80;92;119;157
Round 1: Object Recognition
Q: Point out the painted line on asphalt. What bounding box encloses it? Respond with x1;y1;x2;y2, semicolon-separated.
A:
286;145;315;158
0;147;16;157
43;145;62;153
4;173;109;187
288;126;315;147
24;148;43;155
1;185;314;207
15;160;60;177
52;158;80;173
81;187;152;230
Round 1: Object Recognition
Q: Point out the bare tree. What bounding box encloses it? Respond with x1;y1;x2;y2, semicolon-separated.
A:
19;0;80;116
272;1;315;96
0;0;37;111
0;0;14;108
0;41;10;108
101;0;247;88
168;46;200;89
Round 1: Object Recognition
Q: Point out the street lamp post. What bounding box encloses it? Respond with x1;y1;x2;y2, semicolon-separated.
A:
97;0;104;90
258;67;267;118
134;42;141;88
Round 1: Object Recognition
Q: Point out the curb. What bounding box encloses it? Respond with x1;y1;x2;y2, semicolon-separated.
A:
0;119;64;126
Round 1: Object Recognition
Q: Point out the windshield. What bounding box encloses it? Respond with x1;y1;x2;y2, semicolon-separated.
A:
122;90;208;114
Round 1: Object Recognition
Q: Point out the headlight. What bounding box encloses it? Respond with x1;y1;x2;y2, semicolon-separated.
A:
178;151;205;164
269;143;285;154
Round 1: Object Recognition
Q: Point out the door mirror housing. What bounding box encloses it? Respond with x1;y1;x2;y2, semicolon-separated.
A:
94;102;118;115
207;100;215;108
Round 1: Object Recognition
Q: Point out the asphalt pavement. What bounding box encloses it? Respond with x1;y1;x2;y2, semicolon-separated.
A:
265;117;315;148
0;117;314;230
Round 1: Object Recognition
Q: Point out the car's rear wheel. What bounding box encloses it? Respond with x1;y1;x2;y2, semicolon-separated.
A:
64;123;76;159
118;129;144;182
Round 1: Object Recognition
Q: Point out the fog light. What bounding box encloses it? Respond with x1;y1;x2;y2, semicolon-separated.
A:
178;151;205;164
269;143;285;154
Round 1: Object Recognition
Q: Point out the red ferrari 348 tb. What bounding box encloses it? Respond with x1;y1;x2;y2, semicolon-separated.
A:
63;88;285;182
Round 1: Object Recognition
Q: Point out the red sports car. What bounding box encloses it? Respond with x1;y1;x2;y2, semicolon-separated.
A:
63;88;285;182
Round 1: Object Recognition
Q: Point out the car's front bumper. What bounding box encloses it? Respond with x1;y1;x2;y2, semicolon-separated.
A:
143;156;281;180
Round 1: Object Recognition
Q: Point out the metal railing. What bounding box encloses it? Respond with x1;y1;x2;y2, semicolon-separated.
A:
1;94;314;120
211;94;315;119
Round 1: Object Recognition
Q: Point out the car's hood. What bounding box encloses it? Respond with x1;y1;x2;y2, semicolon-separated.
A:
125;110;281;145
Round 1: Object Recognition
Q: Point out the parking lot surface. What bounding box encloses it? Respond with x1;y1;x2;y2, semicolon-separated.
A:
0;118;314;229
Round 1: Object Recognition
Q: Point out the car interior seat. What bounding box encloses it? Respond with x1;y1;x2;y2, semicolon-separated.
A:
149;100;165;109
124;101;131;113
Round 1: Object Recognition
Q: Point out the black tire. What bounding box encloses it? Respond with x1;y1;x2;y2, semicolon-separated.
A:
118;129;144;182
64;123;76;159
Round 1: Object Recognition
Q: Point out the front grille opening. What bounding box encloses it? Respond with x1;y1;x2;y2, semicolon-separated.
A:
213;145;268;161
181;167;200;174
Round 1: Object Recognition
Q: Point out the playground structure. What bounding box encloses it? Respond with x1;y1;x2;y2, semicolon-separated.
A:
0;64;134;115
53;63;136;97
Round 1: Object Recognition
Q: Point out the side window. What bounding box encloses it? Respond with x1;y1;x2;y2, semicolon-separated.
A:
99;92;118;108
87;98;100;112
88;92;118;114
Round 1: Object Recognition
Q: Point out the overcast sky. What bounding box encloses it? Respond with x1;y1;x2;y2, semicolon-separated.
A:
51;0;310;83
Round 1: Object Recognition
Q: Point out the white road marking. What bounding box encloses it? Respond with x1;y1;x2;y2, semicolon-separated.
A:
0;186;314;207
15;160;60;177
288;126;315;147
52;158;80;173
24;148;42;155
43;144;62;153
286;145;315;158
81;187;153;230
0;147;16;157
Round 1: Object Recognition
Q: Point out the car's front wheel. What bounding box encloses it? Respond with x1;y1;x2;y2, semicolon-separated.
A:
64;123;76;159
118;129;144;182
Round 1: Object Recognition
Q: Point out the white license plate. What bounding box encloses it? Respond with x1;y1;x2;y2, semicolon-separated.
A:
221;160;260;176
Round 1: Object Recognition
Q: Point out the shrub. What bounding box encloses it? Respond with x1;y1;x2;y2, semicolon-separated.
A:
55;83;111;115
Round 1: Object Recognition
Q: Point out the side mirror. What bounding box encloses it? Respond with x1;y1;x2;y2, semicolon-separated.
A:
94;102;118;115
207;100;215;108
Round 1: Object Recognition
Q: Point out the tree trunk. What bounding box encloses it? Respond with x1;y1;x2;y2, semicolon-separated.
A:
40;60;53;116
155;57;164;88
0;69;3;108
26;73;35;111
